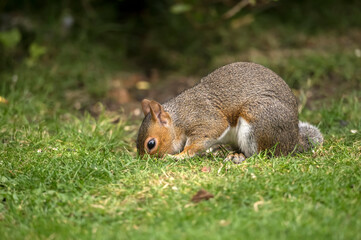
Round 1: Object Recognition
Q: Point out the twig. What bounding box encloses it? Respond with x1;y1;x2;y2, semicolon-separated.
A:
223;0;250;19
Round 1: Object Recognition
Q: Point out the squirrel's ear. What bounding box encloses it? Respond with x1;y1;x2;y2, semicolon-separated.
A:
141;99;152;116
141;99;171;126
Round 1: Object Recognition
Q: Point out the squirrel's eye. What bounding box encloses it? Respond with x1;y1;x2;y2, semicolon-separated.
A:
147;138;156;151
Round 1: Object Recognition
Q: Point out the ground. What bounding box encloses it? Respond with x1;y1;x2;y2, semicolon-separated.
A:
0;7;361;240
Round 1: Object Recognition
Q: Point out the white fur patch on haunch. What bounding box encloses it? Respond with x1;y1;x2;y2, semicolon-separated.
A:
216;117;257;157
237;118;257;157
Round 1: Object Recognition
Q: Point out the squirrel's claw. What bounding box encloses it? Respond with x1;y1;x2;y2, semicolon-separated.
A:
224;152;246;164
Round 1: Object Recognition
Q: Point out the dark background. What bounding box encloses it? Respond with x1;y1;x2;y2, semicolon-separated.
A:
2;0;360;71
1;0;360;116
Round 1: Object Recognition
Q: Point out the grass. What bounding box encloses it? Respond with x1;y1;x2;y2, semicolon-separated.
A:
0;107;360;240
1;17;361;240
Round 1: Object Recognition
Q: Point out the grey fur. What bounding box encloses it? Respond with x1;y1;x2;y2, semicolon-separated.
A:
138;62;323;157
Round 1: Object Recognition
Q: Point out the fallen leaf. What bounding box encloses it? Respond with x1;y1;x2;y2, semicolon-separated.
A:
355;48;361;58
0;96;8;104
191;189;214;203
133;108;141;117
136;81;151;90
107;88;130;104
219;219;230;226
253;197;265;212
91;204;105;209
133;225;139;230
201;166;211;172
111;117;120;124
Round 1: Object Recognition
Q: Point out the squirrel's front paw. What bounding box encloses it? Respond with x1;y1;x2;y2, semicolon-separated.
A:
167;153;191;160
224;152;246;164
166;154;183;160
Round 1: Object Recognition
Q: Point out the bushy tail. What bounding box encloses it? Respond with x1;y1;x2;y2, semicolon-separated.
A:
297;121;323;152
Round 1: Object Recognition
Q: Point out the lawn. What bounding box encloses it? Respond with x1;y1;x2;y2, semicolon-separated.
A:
1;4;361;240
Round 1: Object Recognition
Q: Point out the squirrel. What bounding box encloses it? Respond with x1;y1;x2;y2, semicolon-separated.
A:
136;62;323;162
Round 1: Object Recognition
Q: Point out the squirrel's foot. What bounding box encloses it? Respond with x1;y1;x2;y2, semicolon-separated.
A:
224;152;246;164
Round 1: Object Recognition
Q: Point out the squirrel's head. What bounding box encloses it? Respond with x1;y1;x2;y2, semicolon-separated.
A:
136;99;174;157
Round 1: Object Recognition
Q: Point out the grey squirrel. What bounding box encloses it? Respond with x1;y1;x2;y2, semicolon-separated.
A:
136;62;323;162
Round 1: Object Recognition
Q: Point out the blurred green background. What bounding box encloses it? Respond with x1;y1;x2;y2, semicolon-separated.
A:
1;0;360;114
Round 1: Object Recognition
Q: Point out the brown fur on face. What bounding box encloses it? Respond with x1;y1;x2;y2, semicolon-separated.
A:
136;100;174;157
